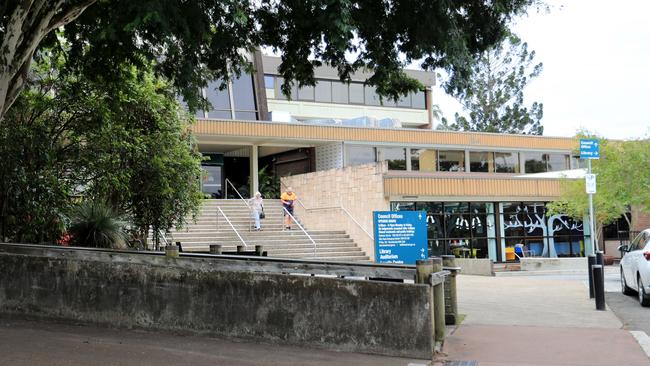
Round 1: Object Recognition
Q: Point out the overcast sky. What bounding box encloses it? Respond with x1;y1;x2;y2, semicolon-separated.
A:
433;0;650;139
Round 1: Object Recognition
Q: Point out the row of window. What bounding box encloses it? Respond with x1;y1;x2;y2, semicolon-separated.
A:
186;74;260;121
345;145;571;173
265;75;426;110
391;201;587;258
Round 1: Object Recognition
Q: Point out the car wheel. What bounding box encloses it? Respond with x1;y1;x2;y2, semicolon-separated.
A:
638;275;650;307
622;269;635;295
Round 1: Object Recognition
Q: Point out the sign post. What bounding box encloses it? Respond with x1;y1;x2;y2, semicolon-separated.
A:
373;211;428;264
580;139;600;254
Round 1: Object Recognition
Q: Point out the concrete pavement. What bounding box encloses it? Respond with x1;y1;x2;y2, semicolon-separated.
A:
0;318;429;366
442;274;650;366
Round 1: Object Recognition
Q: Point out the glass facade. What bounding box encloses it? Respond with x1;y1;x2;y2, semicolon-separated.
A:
346;145;376;167
378;147;406;170
438;150;465;172
524;152;570;173
391;201;589;261
269;75;426;109
411;149;437;172
197;75;260;120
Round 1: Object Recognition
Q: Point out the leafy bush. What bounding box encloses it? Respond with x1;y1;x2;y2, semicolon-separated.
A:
68;202;128;249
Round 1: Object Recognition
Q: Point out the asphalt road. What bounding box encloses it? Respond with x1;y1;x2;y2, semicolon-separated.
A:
606;291;650;334
0;318;427;366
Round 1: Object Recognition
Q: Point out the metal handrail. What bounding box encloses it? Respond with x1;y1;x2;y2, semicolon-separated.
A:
217;207;248;248
282;206;317;257
278;181;373;241
224;178;253;231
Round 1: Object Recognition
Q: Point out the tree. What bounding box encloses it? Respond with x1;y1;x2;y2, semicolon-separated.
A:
2;0;539;121
441;34;544;135
0;53;203;246
547;133;650;244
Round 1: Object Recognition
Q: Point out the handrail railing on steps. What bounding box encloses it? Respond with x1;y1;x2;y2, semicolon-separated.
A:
217;206;248;248
279;181;373;241
282;206;317;257
224;178;253;231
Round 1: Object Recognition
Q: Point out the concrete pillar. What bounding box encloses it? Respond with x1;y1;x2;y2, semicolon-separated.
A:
250;145;259;195
442;255;458;325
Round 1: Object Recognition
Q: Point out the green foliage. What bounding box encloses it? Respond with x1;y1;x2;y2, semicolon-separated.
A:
547;131;650;240
442;35;544;135
68;202;128;249
0;53;202;246
49;0;537;109
258;165;280;198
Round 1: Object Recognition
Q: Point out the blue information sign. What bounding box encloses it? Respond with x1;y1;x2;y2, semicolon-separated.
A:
580;139;600;159
373;211;428;264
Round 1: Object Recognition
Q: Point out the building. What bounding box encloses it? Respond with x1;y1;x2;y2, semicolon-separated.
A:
188;52;594;263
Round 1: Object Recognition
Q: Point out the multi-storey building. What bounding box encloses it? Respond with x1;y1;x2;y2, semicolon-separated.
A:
189;52;595;263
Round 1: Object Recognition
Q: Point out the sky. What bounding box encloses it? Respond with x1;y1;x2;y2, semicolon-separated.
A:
432;0;650;139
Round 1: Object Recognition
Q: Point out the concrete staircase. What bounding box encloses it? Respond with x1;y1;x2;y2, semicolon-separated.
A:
155;199;369;261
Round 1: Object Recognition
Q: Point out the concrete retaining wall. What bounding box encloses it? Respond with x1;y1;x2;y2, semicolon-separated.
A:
455;258;495;276
0;244;433;358
520;257;588;272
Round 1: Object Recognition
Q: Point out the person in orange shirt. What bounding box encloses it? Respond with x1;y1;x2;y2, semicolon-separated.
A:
281;187;298;229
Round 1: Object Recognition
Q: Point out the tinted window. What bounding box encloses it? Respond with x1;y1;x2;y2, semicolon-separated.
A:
411;148;437;172
346;145;376;167
364;85;381;106
470;151;492;172
547;153;569;172
331;81;349;104
297;85;315;101
412;90;426;109
438;150;465;172
495;152;519;173
397;93;411;107
524;152;546;173
349;83;364;104
315;81;332;102
275;77;297;100
231;74;256;111
378;147;406;170
263;75;274;89
205;80;231;119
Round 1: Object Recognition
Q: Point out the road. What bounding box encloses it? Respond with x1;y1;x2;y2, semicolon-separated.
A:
0;318;427;366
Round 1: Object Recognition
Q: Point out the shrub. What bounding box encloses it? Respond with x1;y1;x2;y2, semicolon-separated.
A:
68;202;128;249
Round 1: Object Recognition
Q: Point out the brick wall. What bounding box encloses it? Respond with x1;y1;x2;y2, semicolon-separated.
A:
632;206;650;232
282;162;389;260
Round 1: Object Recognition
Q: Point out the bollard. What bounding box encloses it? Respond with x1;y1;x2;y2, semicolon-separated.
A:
237;245;245;253
255;245;264;256
209;244;222;255
175;241;183;253
165;244;179;258
441;255;458;325
592;264;606;310
431;257;445;343
587;255;596;299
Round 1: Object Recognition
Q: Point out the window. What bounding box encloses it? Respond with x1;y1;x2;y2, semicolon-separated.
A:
205;80;231;119
297;85;315;101
274;77;297;100
411;149;437;172
411;90;426;109
524;152;547;173
397;93;411;108
364;86;381;106
495;152;519;173
438;150;465;172
231;74;257;115
349;83;364;104
378;147;406;170
345;145;376;167
331;81;349;104
546;153;569;172
263;75;274;89
469;151;492;172
315;81;332;102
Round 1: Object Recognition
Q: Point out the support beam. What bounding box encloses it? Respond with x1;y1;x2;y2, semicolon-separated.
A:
250;145;259;195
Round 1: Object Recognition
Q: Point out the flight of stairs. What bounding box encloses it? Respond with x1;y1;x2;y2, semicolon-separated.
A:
154;199;369;261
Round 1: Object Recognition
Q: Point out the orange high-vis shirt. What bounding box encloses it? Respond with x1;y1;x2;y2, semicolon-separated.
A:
281;192;297;202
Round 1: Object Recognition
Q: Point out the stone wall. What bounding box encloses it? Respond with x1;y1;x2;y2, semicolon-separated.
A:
0;244;433;359
282;162;389;260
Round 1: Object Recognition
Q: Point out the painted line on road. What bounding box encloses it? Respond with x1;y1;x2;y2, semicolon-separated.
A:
630;330;650;358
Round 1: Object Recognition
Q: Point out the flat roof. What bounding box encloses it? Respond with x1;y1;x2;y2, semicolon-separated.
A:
261;55;436;87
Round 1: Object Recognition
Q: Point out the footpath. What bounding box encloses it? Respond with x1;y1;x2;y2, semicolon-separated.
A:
442;275;650;366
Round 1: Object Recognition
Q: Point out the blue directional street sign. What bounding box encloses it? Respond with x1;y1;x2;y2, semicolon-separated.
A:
373;211;428;264
579;139;600;159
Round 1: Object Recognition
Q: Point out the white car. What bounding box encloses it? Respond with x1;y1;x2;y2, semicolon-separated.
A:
620;230;650;306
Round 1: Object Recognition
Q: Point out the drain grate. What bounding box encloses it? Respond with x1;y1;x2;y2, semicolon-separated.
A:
445;361;478;366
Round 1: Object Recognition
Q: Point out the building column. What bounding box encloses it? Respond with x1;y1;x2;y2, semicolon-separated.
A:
250;145;259;195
